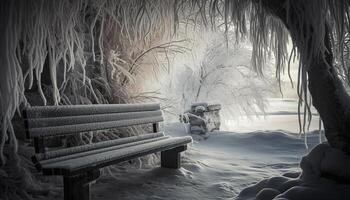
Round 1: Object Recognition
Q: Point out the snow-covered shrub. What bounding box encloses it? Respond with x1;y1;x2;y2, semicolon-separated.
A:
180;103;221;135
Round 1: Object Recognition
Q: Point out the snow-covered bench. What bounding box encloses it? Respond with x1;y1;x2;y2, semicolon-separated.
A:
23;103;192;200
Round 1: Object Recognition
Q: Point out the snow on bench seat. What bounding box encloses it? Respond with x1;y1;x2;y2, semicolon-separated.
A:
40;136;192;176
27;110;163;128
37;135;171;167
34;132;166;161
26;103;161;118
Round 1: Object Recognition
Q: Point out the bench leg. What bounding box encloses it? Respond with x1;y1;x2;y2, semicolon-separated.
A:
34;137;45;153
161;145;187;169
63;170;100;200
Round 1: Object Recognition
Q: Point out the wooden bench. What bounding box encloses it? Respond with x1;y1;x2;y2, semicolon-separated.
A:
23;103;192;200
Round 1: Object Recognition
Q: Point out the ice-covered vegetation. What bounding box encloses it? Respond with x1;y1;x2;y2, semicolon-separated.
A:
157;32;277;121
0;1;186;198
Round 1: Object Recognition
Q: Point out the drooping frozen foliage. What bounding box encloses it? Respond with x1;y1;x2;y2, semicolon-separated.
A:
0;0;190;172
174;0;350;153
0;1;184;198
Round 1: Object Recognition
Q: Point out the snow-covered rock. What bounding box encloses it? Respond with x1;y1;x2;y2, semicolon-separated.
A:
180;103;221;135
237;143;350;200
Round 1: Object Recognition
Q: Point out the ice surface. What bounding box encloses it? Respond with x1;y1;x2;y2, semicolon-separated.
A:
222;98;321;133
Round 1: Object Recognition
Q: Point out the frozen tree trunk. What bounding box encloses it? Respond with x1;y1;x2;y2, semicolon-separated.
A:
307;32;350;153
261;0;350;153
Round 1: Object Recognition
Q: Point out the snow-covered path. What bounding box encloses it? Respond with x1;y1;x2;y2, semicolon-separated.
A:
87;123;321;200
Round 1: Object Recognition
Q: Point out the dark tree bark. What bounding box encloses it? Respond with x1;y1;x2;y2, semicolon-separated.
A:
260;0;350;153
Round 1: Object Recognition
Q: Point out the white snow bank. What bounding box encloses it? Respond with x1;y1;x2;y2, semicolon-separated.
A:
237;143;350;200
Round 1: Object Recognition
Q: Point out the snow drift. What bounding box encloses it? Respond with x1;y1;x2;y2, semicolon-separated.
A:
60;123;322;200
237;142;350;200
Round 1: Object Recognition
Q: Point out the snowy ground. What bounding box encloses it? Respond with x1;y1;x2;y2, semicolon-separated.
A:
39;123;321;200
75;123;320;200
37;99;325;200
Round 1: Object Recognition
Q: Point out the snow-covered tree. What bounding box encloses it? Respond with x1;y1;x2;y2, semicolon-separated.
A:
162;32;276;121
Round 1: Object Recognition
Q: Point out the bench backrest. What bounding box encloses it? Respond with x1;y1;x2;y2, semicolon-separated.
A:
23;103;163;153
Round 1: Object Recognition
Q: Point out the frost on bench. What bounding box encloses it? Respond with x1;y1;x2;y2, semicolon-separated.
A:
27;110;163;128
26;103;161;118
41;136;192;174
24;103;192;200
28;116;164;137
38;136;171;167
35;132;165;161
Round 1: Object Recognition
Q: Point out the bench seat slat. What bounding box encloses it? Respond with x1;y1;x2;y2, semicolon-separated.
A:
27;110;163;128
26;103;160;118
38;136;171;167
41;136;192;176
28;116;164;138
35;132;165;161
